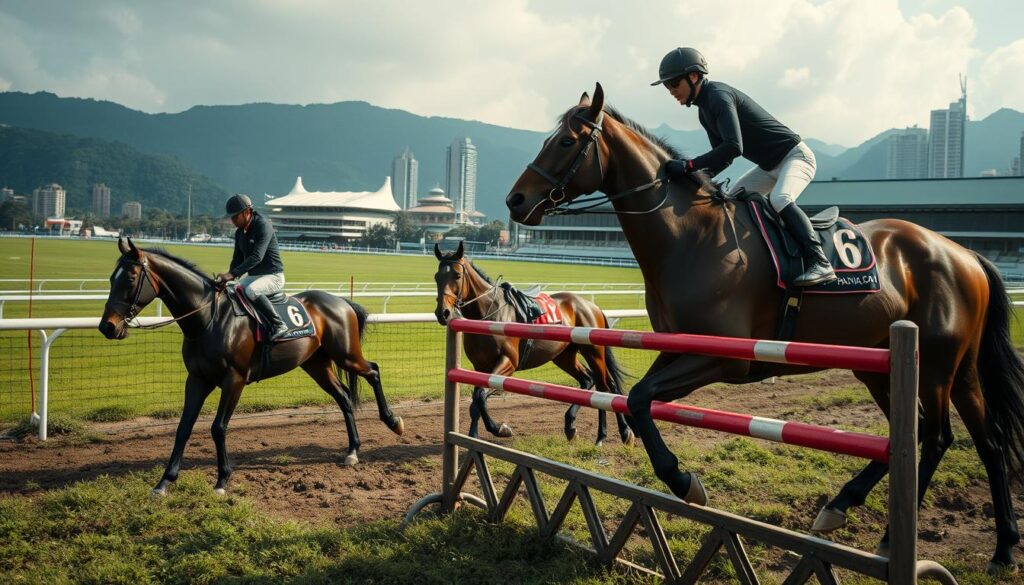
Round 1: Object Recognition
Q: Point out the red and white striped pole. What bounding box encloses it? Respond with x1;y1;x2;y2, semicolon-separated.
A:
449;319;891;374
448;368;890;462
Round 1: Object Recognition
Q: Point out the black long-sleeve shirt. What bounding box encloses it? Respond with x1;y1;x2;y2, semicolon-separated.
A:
230;212;284;276
690;80;801;176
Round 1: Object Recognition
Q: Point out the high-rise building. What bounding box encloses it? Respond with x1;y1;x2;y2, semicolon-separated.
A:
928;78;967;179
445;137;477;222
1018;131;1024;177
1;187;13;203
32;184;66;219
92;183;111;218
122;201;142;220
392;147;419;210
885;127;929;180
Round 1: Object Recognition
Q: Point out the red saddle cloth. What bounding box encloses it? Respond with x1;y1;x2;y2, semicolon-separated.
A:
530;293;564;325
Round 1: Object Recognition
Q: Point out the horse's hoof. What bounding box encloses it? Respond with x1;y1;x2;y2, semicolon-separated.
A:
622;430;635;446
213;487;226;496
496;423;513;438
683;473;708;506
987;560;1018;575
810;506;847;533
391;417;405;436
151;487;167;498
565;428;577;442
594;439;604;448
343;453;359;466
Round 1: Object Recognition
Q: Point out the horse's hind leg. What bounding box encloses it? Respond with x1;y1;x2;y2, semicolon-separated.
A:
951;361;1021;572
552;351;597;443
342;356;404;435
301;351;361;465
580;345;634;446
812;372;893;532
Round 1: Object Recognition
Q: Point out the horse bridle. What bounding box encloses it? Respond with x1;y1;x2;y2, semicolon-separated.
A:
525;110;666;217
439;259;503;320
108;256;157;324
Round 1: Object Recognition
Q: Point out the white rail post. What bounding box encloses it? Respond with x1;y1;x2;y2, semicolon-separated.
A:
38;328;67;441
889;320;919;584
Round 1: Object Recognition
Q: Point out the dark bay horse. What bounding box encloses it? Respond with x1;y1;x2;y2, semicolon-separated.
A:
99;238;404;495
504;84;1024;571
434;242;633;446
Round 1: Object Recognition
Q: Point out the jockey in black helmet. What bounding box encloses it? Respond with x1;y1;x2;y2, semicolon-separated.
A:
653;47;836;287
218;193;289;340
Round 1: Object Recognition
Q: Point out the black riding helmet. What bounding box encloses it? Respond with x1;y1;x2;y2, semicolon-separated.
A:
224;193;253;218
651;47;709;107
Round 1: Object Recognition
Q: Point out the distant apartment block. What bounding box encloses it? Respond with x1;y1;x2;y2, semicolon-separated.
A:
1;187;13;203
885;127;929;179
392;147;419;210
445;137;477;223
928;83;967;179
122;201;142;220
32;183;66;219
92;183;111;218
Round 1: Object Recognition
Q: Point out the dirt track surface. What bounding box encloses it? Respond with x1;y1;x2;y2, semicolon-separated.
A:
2;370;1022;576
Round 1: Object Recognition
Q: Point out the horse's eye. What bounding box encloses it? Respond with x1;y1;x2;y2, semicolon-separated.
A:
559;137;576;147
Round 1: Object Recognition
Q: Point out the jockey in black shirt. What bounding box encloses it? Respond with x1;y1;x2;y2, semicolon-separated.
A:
217;194;289;340
653;47;836;287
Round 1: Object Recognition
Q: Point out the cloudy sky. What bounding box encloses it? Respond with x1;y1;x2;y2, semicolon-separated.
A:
1;0;1021;146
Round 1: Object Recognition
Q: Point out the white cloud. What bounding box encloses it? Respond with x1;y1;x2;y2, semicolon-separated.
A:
0;0;1019;146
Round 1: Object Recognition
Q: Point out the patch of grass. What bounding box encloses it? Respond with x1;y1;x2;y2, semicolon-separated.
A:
147;408;181;420
232;401;281;414
83;405;137;423
801;387;876;409
3;414;85;440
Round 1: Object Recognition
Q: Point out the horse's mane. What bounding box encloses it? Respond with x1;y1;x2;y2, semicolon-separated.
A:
146;248;215;284
561;104;719;196
467;260;493;284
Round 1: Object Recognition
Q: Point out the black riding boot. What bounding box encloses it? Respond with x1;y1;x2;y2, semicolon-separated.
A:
779;203;837;287
252;294;289;340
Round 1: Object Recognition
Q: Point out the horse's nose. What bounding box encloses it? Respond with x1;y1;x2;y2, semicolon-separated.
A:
506;192;525;209
98;321;115;338
442;308;451;321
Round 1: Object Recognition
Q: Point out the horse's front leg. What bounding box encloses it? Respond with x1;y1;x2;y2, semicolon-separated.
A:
474;357;515;438
211;371;246;494
626;353;738;505
153;374;214;496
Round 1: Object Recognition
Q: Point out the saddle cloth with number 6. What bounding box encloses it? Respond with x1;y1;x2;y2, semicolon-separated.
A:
228;286;317;341
741;192;881;294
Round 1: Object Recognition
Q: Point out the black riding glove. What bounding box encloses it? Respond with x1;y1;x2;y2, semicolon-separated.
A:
665;159;695;181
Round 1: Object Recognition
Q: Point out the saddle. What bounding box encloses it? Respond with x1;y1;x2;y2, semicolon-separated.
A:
227;286;316;342
737;192;881;294
499;282;563;325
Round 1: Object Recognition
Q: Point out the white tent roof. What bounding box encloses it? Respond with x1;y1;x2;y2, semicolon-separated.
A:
269;176;400;212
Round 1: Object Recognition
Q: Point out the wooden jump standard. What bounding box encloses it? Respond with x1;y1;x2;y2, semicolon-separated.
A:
404;319;957;585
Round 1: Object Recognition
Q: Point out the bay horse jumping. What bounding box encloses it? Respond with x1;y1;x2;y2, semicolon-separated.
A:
505;84;1024;572
99;238;404;495
434;242;633;446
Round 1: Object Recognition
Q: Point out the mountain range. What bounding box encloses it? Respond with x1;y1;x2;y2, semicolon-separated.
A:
0;91;1021;220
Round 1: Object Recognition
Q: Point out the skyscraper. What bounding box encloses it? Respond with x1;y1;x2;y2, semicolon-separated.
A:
445;137;477;222
885;127;929;179
928;78;967;179
392;147;419;210
32;184;66;219
92;183;111;218
1018;131;1024;177
122;201;142;220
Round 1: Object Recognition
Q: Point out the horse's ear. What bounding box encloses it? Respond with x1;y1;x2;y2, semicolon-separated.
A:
453;240;464;260
578;91;591;108
434;243;443;260
126;237;142;259
584;83;604;121
117;237;129;255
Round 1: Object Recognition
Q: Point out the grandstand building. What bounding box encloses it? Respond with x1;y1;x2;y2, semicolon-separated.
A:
264;176;400;242
511;177;1024;279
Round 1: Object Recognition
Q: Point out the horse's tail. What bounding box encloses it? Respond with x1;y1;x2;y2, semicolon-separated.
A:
343;297;370;407
975;253;1024;483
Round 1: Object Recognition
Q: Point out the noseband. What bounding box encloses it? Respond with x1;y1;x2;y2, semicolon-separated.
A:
524;111;665;217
